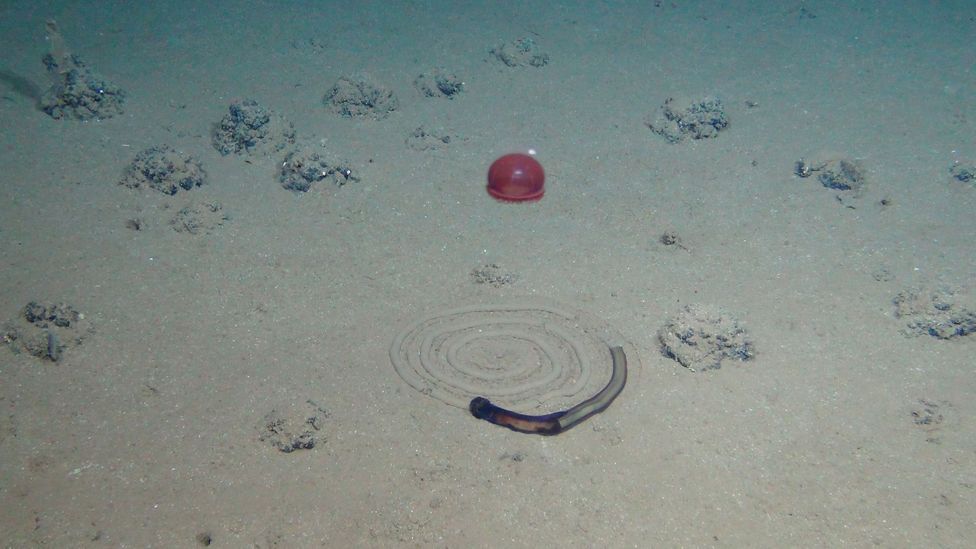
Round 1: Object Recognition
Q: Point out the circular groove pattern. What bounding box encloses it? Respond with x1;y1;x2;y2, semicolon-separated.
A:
391;301;625;412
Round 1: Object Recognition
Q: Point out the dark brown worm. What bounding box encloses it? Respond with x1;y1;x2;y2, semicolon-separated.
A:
469;346;627;435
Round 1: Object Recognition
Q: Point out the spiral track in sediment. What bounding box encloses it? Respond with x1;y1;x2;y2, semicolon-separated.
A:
390;300;623;412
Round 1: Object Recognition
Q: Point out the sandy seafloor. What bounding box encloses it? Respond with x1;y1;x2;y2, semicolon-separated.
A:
1;1;975;547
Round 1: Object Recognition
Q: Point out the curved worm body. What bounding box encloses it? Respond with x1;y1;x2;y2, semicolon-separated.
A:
469;346;627;435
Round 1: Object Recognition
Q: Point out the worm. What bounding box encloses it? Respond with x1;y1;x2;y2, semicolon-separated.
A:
469;346;627;435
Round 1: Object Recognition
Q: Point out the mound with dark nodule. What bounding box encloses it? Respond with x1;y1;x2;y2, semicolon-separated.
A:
170;202;228;235
949;162;975;185
258;400;329;453
278;142;356;193
324;75;398;120
39;20;126;120
120;145;207;195
212;99;296;156
645;96;729;143
489;37;549;68
414;68;464;99
796;156;866;195
893;285;976;340
2;301;94;362
658;303;755;372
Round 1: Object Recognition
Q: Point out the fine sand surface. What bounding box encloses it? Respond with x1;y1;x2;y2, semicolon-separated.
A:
1;1;975;546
